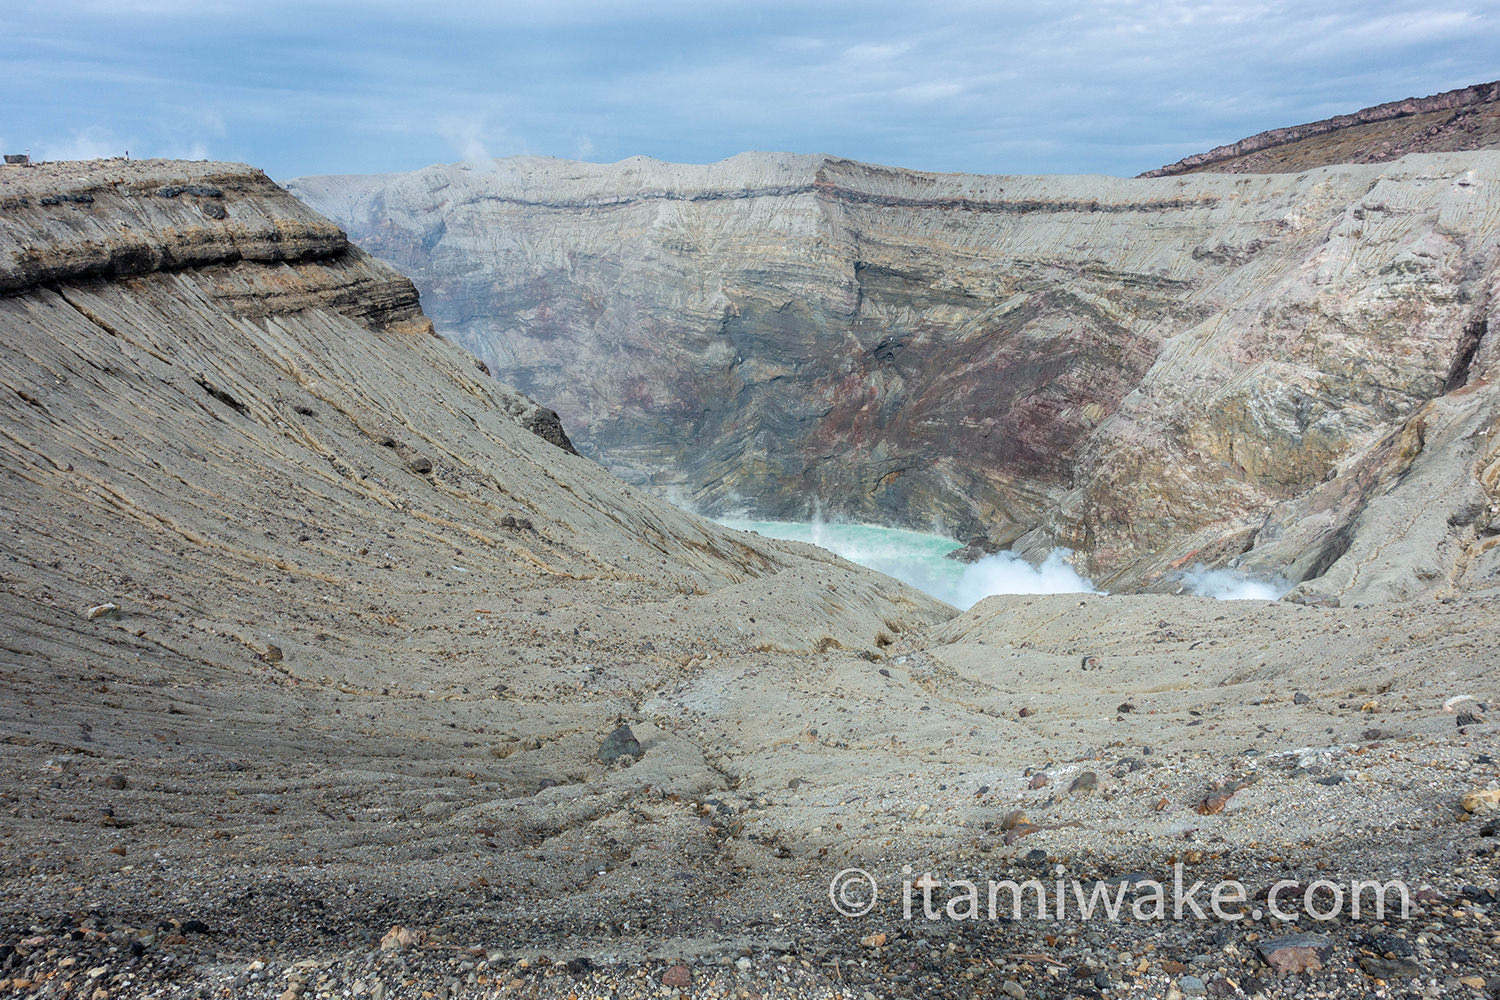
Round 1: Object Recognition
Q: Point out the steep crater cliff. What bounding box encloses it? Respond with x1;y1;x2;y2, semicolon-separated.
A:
290;152;1500;601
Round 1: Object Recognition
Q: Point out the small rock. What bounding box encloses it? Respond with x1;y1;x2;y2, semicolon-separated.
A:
1461;789;1500;814
1258;933;1334;975
736;957;752;971
1116;702;1136;714
1029;773;1049;790
1179;975;1206;996
379;926;424;951
1460;884;1496;904
1196;778;1250;815
1359;956;1421;979
1003;822;1042;845
661;965;691;989
1293;692;1312;705
860;932;887;949
1457;711;1484;727
1288;591;1339;608
1001;980;1026;999
85;603;119;620
104;774;128;790
1068;771;1099;795
598;724;641;763
262;645;283;663
1197;790;1232;815
408;456;433;474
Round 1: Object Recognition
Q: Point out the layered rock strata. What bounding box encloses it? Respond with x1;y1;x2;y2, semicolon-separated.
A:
292;152;1500;599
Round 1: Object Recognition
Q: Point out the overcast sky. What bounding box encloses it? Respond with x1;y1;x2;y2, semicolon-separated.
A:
3;1;1497;180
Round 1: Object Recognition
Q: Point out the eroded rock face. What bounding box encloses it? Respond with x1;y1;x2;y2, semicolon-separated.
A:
290;152;1500;598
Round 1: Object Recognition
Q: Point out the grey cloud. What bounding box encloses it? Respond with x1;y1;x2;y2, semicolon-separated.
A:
3;0;1497;177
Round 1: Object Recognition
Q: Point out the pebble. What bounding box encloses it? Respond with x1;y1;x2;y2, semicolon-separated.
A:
661;964;691;988
1258;932;1334;975
1001;980;1025;998
1360;956;1421;979
598;724;642;763
1069;771;1099;795
1462;789;1500;814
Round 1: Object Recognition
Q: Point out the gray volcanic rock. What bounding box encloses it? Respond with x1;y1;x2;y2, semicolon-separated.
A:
598;724;641;763
290;152;1500;598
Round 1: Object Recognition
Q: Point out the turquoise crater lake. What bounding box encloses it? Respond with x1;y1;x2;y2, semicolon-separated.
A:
714;519;1094;609
715;519;1290;607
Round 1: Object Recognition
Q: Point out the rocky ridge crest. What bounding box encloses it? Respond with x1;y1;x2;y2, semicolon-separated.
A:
1142;80;1500;177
